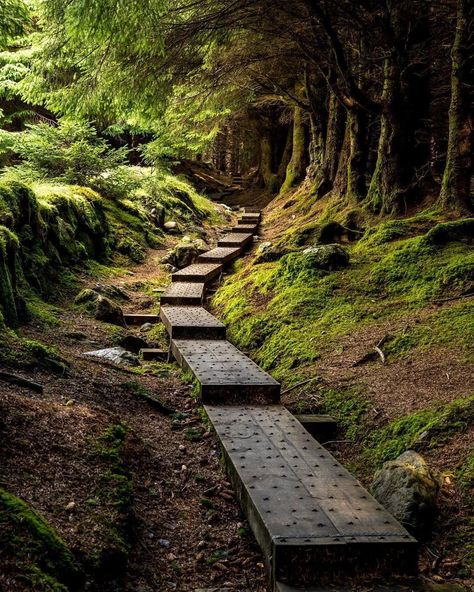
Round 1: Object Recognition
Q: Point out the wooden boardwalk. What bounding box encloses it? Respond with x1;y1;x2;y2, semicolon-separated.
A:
153;209;418;590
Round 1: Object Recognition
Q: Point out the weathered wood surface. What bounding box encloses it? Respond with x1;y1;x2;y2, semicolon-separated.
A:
160;282;205;305
197;246;242;264
171;339;280;404
205;405;417;588
229;224;259;234
160;306;226;340
171;263;222;284
217;233;253;248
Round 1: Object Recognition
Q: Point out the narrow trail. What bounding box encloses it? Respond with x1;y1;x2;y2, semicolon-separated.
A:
151;210;420;591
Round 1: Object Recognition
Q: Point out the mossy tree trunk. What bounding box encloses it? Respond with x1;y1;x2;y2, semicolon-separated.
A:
346;106;368;201
276;124;293;184
313;91;346;198
439;0;472;210
281;106;307;193
258;130;279;193
366;55;405;213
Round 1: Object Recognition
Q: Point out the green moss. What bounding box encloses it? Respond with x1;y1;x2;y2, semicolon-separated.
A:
0;488;81;590
365;395;474;472
23;339;69;373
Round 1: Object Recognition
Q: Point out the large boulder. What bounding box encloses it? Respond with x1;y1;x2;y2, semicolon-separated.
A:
371;451;440;539
302;244;349;270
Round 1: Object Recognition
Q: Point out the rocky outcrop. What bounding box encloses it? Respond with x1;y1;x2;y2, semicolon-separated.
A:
302;244;349;270
74;289;125;326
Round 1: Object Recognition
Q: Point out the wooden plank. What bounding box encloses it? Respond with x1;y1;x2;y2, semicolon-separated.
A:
171;339;280;404
123;313;160;325
160;305;226;340
160;282;204;306
197;247;242;264
239;216;260;225
217;233;253;248
229;224;258;234
140;348;168;362
171;263;222;284
276;583;424;592
294;414;337;441
205;405;417;589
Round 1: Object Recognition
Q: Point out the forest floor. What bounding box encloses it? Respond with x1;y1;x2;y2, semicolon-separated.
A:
0;228;268;591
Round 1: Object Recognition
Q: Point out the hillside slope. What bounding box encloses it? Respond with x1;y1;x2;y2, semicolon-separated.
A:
212;186;474;589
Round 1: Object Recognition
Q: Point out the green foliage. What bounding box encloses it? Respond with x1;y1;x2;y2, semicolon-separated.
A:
0;0;29;49
0;487;81;591
12;120;128;186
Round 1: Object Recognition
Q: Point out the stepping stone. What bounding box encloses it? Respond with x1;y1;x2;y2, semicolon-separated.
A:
229;224;258;234
160;282;204;306
140;348;168;361
171;339;280;404
217;233;253;248
244;207;261;213
294;414;337;441
171;263;222;284
123;313;160;325
160;306;226;340
205;405;417;589
197;247;242;264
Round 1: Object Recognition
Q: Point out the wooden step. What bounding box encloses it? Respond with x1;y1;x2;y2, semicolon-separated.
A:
140;348;168;362
171;263;222;284
205;405;417;589
245;207;261;214
217;233;254;248
229;224;259;234
123;313;160;325
294;414;337;442
171;339;280;404
160;282;204;306
238;216;260;225
160;306;226;340
197;247;242;264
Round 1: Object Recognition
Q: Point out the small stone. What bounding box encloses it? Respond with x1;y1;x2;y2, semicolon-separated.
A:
140;323;154;332
181;464;187;472
179;444;186;453
167;552;177;561
164;221;177;230
65;501;75;511
158;538;170;548
65;399;74;407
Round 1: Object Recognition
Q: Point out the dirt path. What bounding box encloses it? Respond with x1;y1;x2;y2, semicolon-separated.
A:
0;244;268;591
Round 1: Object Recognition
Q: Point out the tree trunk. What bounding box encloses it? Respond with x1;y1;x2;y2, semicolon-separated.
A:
259;131;279;193
439;0;472;210
366;56;405;213
313;91;345;198
346;106;367;201
281;106;306;193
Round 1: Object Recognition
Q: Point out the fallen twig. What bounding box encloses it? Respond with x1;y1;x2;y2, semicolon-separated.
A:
374;345;386;364
0;371;44;393
281;376;319;395
432;292;474;304
130;389;176;416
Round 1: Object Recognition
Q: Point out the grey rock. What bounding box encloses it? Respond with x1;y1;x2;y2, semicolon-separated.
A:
164;221;178;231
302;244;349;270
254;241;286;264
372;450;440;539
140;322;154;332
162;241;208;269
93;283;130;302
84;347;139;366
94;296;125;326
75;289;125;326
